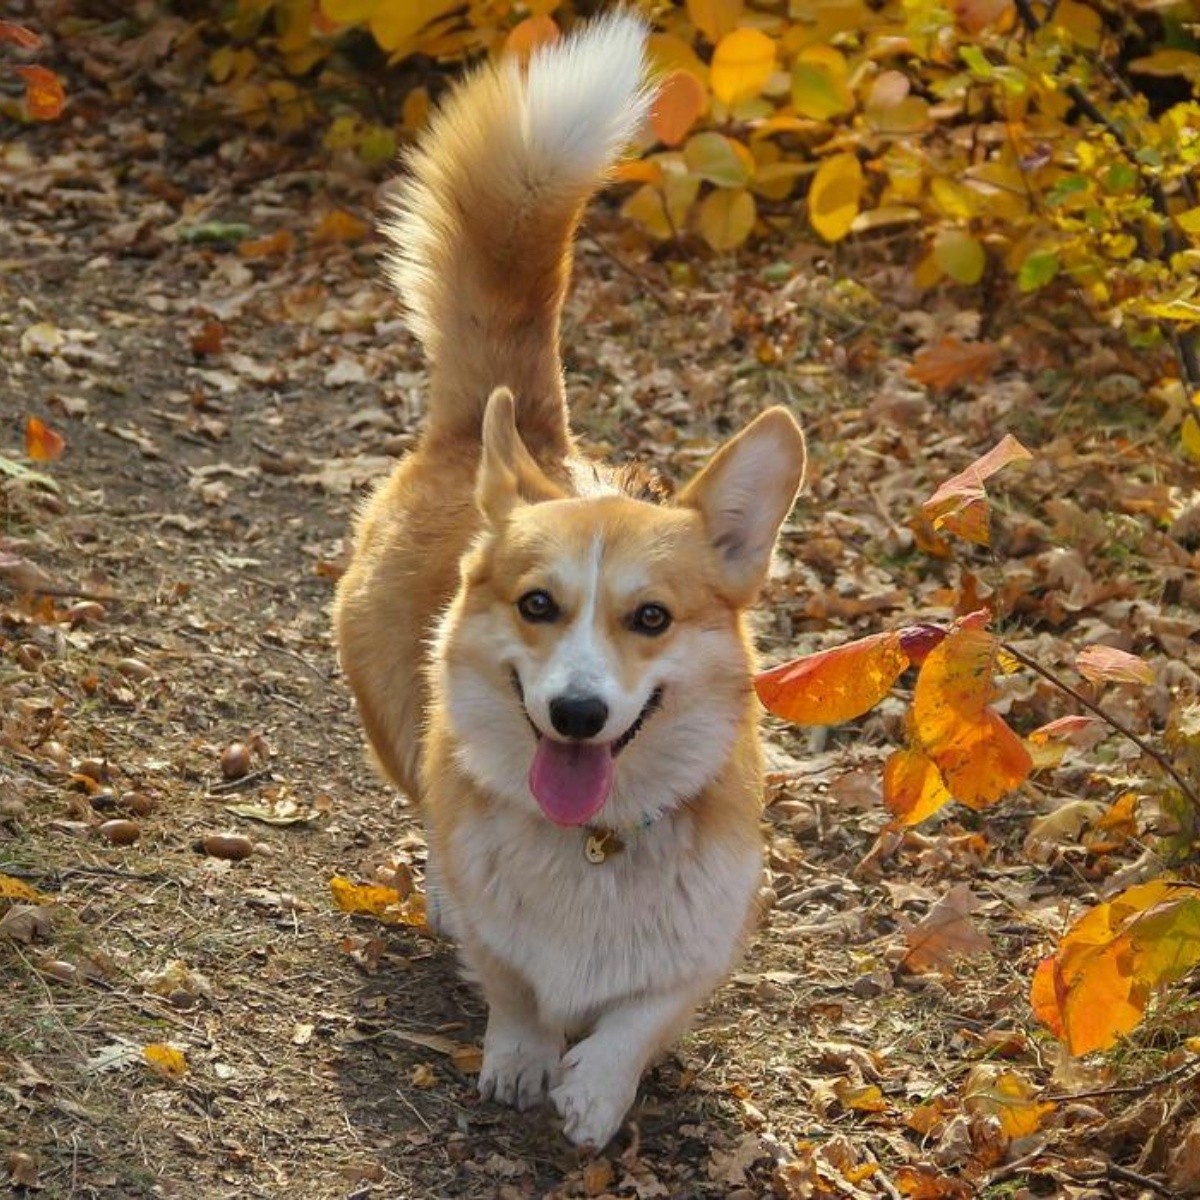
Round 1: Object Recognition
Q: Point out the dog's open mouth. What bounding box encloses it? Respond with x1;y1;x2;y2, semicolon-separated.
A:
510;672;663;826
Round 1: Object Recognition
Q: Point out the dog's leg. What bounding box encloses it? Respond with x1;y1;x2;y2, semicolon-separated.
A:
477;958;565;1111
550;987;702;1148
422;846;447;938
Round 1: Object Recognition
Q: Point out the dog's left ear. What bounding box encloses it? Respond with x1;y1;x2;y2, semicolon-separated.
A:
477;387;565;524
679;407;806;601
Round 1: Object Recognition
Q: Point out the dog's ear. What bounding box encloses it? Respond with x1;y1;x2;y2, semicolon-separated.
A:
679;407;806;601
477;388;565;523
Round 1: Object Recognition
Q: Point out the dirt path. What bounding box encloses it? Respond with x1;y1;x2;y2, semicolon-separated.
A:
4;90;1199;1199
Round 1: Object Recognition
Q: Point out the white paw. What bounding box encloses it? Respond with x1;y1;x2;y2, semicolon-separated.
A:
479;1033;562;1111
550;1045;638;1148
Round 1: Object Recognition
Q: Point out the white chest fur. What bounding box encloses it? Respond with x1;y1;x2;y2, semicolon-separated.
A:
445;804;760;1033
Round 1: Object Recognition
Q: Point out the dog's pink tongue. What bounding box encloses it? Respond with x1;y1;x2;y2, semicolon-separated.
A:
529;738;614;826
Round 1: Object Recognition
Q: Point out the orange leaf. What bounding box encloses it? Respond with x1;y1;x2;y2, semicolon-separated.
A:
911;621;1031;808
239;229;295;259
313;208;371;244
505;14;559;60
16;65;65;121
330;874;427;929
1031;881;1200;1054
650;69;707;147
884;747;953;825
755;630;908;726
0;21;41;49
907;336;1000;394
1075;645;1155;687
833;1080;889;1112
921;434;1032;546
25;416;65;462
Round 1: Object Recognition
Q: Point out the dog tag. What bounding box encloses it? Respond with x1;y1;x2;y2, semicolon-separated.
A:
584;831;622;864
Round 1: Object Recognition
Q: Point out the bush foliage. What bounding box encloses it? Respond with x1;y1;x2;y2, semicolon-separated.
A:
206;1;1200;418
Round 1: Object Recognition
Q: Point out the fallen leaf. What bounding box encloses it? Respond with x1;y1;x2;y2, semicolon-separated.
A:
0;903;55;943
962;1064;1055;1140
16;65;65;120
330;875;427;929
25;416;65;462
903;884;993;972
908;337;1001;394
143;1043;188;1079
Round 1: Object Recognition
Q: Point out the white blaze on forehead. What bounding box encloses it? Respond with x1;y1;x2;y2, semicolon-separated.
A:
522;532;647;741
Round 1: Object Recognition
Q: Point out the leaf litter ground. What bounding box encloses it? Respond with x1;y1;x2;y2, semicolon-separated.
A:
3;80;1200;1200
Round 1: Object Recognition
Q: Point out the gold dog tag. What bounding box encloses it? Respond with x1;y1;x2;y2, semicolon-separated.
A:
584;831;623;864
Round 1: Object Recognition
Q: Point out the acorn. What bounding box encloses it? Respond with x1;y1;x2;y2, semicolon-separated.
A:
199;834;253;861
97;819;140;846
220;743;251;780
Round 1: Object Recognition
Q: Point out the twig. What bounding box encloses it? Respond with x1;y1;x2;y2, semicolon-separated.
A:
1000;640;1200;811
1101;1163;1175;1197
1011;0;1200;401
0;582;127;603
579;227;673;312
206;768;273;795
1044;1056;1200;1103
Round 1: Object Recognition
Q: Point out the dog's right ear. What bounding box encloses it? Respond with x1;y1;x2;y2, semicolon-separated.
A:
477;388;565;524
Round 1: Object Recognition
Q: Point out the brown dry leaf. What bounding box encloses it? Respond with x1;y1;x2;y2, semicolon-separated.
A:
313;208;371;244
0;552;55;593
0;903;55;943
893;1163;972;1198
908;337;1001;393
1168;1116;1200;1194
903;884;993;973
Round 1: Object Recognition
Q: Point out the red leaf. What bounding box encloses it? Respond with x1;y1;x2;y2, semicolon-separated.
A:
15;65;65;121
898;623;948;666
0;20;41;49
755;630;908;726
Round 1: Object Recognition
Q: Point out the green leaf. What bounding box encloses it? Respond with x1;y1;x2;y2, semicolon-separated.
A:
1018;249;1060;292
683;131;750;187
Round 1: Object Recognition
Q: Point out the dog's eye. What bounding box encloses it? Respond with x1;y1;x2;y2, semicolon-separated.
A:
517;589;559;623
630;602;671;636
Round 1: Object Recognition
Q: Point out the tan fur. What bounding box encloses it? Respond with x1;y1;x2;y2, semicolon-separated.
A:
333;16;806;1148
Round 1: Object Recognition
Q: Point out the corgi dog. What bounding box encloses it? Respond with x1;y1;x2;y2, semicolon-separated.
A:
333;12;806;1149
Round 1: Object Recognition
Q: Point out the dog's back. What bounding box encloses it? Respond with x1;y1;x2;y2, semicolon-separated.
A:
333;15;653;797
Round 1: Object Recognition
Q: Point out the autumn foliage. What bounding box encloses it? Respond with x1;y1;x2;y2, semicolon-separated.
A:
756;436;1200;1062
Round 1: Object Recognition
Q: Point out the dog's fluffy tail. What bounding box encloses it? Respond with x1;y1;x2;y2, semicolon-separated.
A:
382;13;652;457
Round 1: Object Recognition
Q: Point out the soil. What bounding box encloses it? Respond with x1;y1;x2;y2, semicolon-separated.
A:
3;45;1200;1200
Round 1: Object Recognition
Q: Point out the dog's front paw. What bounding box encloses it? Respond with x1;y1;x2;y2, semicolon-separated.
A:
550;1044;638;1149
479;1034;562;1111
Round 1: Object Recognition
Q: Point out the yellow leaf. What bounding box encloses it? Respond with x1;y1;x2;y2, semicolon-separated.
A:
313;208;371;243
209;45;236;84
697;187;756;251
808;152;863;243
319;0;379;22
866;95;930;135
329;875;427;928
0;873;47;906
686;0;744;43
933;229;986;285
368;0;459;53
1052;0;1102;49
833;1080;889;1112
647;33;709;84
1182;414;1200;463
930;176;977;220
884;747;953;825
711;28;775;106
1176;207;1200;236
963;1065;1055;1140
143;1043;188;1079
622;183;673;240
1128;49;1200;82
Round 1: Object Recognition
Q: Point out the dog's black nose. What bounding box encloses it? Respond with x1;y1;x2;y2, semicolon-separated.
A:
548;695;609;740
